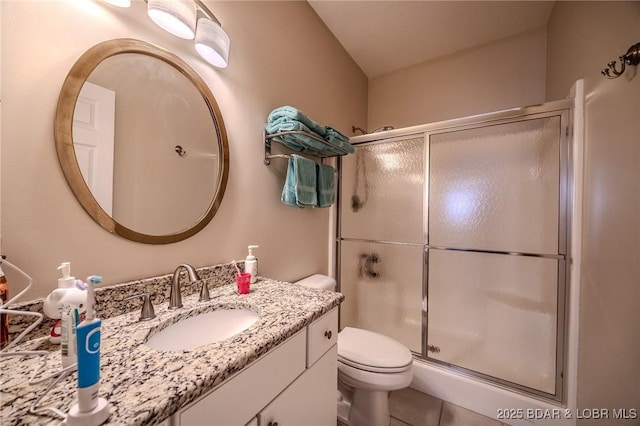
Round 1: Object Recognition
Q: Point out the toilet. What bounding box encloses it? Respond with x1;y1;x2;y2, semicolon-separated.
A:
295;274;413;426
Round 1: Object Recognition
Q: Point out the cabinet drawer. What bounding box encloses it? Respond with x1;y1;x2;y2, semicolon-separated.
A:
306;308;338;367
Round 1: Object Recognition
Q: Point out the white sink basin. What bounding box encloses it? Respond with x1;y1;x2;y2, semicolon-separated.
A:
146;309;259;351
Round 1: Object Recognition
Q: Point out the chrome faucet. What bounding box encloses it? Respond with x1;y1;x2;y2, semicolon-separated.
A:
169;264;201;309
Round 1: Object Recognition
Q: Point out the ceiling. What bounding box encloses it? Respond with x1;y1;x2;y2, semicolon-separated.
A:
308;1;555;78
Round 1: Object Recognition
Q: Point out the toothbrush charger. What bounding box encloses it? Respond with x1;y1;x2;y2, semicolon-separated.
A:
66;397;110;426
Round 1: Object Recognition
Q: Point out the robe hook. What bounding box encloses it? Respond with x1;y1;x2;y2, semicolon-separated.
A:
601;42;640;79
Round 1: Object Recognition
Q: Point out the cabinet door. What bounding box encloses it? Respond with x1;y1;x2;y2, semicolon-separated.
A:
258;345;337;426
179;331;306;426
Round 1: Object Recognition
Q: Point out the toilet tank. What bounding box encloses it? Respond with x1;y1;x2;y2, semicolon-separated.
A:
294;274;336;291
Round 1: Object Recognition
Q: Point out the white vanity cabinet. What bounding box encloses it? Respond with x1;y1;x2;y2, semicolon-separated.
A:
257;346;337;426
167;308;338;426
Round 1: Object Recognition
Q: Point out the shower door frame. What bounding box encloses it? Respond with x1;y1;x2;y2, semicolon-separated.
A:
336;99;574;403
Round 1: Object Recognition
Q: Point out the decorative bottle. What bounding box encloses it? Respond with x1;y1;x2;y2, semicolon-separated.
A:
0;263;9;348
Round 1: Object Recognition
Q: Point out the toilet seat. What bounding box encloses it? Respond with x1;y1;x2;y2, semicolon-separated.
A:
338;358;414;391
338;327;413;373
338;356;411;374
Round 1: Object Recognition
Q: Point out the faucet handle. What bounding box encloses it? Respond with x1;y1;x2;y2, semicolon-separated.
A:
125;293;156;321
198;279;211;302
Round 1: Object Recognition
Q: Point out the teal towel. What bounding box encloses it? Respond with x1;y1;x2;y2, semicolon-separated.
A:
266;106;355;156
266;120;338;155
267;106;326;136
324;127;354;154
266;120;352;156
316;163;335;208
281;154;317;208
324;126;349;143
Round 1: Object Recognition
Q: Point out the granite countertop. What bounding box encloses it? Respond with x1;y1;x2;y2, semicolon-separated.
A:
1;278;343;425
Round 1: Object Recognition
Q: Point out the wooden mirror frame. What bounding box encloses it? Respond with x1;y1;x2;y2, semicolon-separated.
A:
54;38;229;244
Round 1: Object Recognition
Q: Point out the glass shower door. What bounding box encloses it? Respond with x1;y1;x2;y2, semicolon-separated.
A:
427;115;566;396
338;105;571;401
340;240;423;352
339;136;425;353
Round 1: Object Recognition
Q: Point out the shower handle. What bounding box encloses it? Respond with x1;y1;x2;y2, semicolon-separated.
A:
358;253;380;279
427;344;441;353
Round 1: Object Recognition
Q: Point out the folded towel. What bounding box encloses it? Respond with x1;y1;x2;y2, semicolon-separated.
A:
267;106;326;136
324;126;349;143
265;116;317;136
265;120;326;153
316;163;335;208
324;127;354;154
266;106;355;156
267;120;345;156
266;120;311;151
281;154;317;208
281;134;344;156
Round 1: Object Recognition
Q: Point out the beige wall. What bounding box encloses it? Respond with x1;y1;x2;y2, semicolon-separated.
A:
368;26;547;131
367;1;640;411
546;1;640;420
0;0;367;298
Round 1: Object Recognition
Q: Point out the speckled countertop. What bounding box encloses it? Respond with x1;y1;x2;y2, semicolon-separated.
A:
0;278;343;426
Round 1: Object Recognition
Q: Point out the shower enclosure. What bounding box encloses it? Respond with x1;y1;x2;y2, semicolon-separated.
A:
337;100;573;401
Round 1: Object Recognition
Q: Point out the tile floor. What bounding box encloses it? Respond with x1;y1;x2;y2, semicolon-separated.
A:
339;387;509;426
389;388;508;426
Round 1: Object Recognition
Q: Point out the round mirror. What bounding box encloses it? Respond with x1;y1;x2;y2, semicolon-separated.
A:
55;39;229;244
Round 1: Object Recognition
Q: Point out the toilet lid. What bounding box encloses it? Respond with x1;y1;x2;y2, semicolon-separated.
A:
338;327;413;370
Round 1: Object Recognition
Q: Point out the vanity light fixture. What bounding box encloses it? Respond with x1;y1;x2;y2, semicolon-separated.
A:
102;0;230;68
104;0;131;7
194;16;230;68
147;0;197;40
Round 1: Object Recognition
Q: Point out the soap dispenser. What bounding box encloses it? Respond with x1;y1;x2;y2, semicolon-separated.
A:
244;245;259;284
43;262;87;344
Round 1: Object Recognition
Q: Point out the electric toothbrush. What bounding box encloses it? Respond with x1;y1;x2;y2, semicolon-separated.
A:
66;275;110;426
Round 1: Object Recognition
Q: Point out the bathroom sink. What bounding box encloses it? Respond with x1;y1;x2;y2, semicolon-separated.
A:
146;309;259;351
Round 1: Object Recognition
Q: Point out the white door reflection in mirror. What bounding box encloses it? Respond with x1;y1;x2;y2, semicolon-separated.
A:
73;82;115;215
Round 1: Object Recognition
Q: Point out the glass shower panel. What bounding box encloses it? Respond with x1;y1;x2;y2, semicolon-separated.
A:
340;240;423;353
429;117;561;255
340;136;424;243
427;249;558;394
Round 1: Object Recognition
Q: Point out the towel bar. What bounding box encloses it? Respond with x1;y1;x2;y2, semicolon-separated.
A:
264;152;326;166
264;130;350;165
